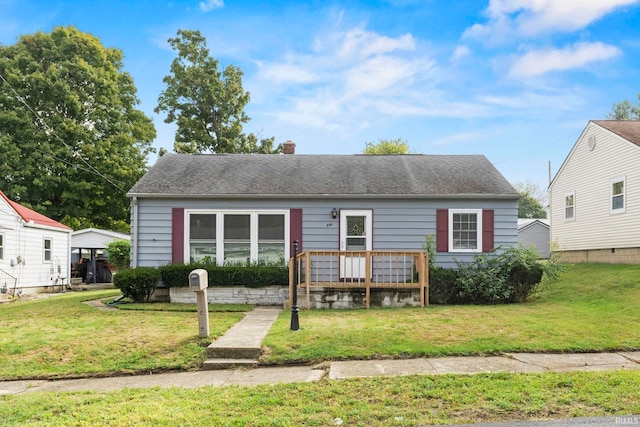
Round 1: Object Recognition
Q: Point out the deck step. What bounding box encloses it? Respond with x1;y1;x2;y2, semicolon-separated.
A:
201;358;258;370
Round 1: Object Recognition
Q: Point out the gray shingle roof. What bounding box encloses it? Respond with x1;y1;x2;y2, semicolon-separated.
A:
128;154;518;198
592;120;640;147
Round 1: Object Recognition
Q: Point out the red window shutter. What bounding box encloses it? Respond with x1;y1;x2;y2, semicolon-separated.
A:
290;208;303;255
482;209;494;252
436;209;448;252
172;208;185;264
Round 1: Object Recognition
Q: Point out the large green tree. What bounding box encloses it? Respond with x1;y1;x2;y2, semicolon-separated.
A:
607;95;640;120
0;26;156;231
363;138;413;154
156;29;279;154
514;181;548;219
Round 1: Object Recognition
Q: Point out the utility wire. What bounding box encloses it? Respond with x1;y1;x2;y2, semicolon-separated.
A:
493;129;582;167
5;134;100;176
0;72;127;193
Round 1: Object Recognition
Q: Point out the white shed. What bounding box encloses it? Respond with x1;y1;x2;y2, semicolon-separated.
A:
0;190;72;295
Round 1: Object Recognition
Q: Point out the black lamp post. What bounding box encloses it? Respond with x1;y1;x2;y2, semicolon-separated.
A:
290;240;300;331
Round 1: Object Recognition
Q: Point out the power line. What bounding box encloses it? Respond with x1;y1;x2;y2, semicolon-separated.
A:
0;72;127;193
493;129;581;167
4;134;100;176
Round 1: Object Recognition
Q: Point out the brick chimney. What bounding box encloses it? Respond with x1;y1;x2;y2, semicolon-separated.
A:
282;140;296;154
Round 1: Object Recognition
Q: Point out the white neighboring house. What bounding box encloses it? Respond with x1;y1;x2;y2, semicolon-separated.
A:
0;190;72;294
549;120;640;263
517;219;550;258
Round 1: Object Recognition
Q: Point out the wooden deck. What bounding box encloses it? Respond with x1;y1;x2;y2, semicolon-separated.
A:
289;250;429;308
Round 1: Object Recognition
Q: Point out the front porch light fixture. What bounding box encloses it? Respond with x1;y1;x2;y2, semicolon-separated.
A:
331;208;338;219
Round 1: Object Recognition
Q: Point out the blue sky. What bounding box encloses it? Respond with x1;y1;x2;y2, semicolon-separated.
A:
2;0;640;191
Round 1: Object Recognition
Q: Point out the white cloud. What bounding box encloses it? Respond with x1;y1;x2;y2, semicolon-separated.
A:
199;0;223;13
248;18;598;143
253;25;436;130
508;42;621;78
451;45;470;61
344;55;433;95
255;61;319;84
465;0;638;42
430;131;483;146
478;90;586;113
334;28;415;59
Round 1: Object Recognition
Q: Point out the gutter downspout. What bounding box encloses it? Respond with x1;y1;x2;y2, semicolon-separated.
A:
132;196;138;268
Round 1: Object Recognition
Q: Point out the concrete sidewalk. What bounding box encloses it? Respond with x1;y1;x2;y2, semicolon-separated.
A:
2;351;640;395
2;305;640;395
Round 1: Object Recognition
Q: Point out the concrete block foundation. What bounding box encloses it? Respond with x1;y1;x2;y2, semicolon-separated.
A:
168;286;424;308
170;286;288;305
294;288;424;309
556;247;640;264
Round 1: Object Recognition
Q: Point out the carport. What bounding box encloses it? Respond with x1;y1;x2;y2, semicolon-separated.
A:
71;228;130;284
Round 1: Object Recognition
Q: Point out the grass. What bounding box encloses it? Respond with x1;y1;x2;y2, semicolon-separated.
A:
2;263;640;379
114;301;253;312
1;371;639;426
262;263;640;363
1;264;640;425
0;290;250;380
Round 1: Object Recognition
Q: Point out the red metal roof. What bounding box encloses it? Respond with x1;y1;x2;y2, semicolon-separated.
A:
0;191;71;230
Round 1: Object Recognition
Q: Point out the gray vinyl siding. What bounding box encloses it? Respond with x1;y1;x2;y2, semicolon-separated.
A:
518;223;550;258
132;197;517;269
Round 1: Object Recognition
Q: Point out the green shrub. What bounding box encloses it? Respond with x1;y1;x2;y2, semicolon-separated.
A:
107;239;131;271
113;267;160;302
503;246;545;302
422;234;437;271
428;266;458;304
456;252;512;304
158;263;288;288
426;245;559;305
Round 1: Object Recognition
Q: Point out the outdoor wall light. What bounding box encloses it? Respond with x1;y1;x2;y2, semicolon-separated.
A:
331;208;338;219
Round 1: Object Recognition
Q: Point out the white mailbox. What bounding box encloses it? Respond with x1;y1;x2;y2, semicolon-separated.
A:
189;269;210;338
189;269;208;291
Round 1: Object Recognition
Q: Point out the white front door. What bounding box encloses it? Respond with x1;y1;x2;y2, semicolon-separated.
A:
339;210;372;279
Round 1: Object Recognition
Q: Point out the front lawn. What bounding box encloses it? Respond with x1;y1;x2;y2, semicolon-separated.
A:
262;263;640;363
2;264;640;426
1;263;639;380
1;371;639;426
0;290;249;380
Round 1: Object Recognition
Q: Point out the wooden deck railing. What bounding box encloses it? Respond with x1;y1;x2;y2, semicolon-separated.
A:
289;251;429;308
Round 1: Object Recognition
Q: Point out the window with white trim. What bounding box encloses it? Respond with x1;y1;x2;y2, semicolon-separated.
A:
258;214;286;264
0;233;4;261
565;193;575;220
224;214;251;264
611;178;625;213
44;238;52;262
449;209;483;253
189;213;217;264
186;210;288;265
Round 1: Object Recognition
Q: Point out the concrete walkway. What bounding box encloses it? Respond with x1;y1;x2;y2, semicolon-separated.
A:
202;306;281;369
2;305;640;395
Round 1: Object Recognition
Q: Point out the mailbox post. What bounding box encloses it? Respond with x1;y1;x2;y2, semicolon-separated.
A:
189;269;210;338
